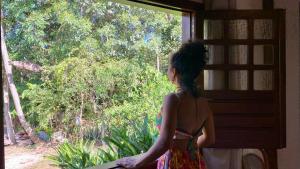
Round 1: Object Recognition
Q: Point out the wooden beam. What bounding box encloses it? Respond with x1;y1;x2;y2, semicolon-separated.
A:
261;149;278;169
263;0;274;9
127;0;204;12
182;12;192;42
0;8;5;169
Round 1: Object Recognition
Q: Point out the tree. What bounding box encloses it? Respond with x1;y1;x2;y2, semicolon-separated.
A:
2;0;181;67
10;61;42;73
1;25;39;143
2;0;181;138
3;65;16;144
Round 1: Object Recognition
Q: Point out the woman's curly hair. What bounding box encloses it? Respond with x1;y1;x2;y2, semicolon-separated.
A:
170;40;207;97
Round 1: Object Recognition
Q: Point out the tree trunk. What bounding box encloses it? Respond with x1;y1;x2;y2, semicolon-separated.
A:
10;61;42;73
1;25;39;143
2;65;16;144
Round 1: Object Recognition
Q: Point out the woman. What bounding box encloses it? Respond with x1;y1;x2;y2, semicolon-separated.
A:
117;41;215;169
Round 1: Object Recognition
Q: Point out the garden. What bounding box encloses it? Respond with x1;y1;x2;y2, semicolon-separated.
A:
2;0;182;168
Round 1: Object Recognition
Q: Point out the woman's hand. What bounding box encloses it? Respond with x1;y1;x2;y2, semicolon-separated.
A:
116;156;141;169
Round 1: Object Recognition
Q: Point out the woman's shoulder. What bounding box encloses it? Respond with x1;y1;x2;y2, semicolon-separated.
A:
164;92;181;102
164;92;210;105
197;97;211;109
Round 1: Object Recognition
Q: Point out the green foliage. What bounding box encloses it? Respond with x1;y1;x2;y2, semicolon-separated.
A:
2;0;181;66
2;2;184;168
81;125;103;142
22;57;175;135
101;116;156;159
48;140;101;169
103;65;175;133
49;119;155;169
3;0;180;142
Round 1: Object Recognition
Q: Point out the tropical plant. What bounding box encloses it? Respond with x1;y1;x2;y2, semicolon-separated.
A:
49;118;156;168
101;116;156;159
48;140;101;169
81;125;103;142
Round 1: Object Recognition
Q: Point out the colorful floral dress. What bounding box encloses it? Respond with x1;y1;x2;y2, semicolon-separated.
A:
156;105;207;169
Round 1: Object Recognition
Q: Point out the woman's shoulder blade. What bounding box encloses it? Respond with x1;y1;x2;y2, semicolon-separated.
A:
164;93;180;103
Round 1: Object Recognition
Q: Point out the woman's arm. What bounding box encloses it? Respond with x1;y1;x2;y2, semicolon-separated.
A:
135;93;179;167
197;100;215;148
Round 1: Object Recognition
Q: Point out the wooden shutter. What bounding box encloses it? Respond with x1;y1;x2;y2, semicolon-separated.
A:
199;10;285;149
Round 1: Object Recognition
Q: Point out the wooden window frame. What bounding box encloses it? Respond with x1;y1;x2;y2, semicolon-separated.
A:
0;1;286;169
126;1;286;150
199;10;285;150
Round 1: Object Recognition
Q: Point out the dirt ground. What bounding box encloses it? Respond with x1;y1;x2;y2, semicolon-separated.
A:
5;144;59;169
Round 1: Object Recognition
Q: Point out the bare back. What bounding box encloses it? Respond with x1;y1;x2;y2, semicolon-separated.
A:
165;91;213;151
175;91;208;135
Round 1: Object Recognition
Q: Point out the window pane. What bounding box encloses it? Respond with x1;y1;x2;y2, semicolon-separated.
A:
204;70;225;90
254;70;273;90
229;45;248;64
229;70;248;90
206;45;224;64
254;45;274;65
228;20;248;39
204;20;223;39
254;19;273;39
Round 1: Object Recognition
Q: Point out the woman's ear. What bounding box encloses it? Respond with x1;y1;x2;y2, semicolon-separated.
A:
172;68;176;76
172;68;178;82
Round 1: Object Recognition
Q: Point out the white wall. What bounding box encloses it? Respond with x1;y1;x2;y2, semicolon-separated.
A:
274;0;300;169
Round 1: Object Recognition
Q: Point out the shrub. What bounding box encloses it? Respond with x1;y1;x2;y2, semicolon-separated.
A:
49;118;156;168
22;57;174;138
81;124;103;143
48;140;101;169
101;116;156;159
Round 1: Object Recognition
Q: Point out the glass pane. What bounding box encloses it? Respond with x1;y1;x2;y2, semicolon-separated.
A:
254;45;274;65
254;19;273;39
228;20;248;39
206;45;224;64
204;20;223;39
254;70;273;90
229;45;248;64
229;70;248;90
204;70;225;90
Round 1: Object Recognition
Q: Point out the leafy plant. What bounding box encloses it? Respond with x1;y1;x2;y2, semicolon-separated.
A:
101;116;156;160
82;125;103;142
48;140;101;169
49;118;156;168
